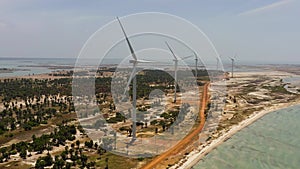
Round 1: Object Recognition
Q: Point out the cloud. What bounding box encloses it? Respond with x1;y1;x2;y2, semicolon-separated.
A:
238;0;294;16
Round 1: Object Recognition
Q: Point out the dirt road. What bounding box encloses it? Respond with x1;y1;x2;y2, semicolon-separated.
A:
141;83;210;169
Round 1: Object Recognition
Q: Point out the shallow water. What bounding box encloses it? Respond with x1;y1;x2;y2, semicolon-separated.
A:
194;104;300;169
284;76;300;87
0;57;77;77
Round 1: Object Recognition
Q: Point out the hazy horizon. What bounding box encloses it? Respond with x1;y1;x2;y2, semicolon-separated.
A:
0;56;299;65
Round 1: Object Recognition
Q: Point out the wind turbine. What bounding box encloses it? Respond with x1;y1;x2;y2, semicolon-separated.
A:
214;55;224;81
181;51;198;79
117;17;153;142
228;54;236;78
193;52;198;79
165;42;178;103
165;41;193;103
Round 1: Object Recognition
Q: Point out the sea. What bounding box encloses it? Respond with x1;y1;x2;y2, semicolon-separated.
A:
193;104;300;169
0;57;114;77
0;57;76;77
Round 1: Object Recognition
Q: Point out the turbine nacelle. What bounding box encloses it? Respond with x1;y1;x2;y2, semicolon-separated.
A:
129;59;155;64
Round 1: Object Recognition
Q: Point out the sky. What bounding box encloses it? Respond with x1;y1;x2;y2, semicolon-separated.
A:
0;0;299;64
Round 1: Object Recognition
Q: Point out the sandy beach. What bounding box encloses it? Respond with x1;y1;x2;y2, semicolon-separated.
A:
174;99;300;169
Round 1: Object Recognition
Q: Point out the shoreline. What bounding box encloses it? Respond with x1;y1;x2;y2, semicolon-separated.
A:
0;72;71;80
175;99;300;169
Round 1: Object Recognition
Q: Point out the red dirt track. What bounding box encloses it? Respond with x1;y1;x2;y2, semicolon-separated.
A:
141;83;210;169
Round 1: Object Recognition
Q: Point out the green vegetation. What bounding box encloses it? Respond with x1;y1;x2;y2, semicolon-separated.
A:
0;78;72;102
107;112;126;123
0;96;72;135
0;69;208;168
0;78;76;136
0;122;77;162
262;85;290;94
35;143;96;169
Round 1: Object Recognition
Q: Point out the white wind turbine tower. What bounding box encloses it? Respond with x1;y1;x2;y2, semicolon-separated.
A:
165;41;193;103
117;17;153;142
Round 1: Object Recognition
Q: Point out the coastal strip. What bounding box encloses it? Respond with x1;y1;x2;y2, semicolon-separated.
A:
175;99;300;169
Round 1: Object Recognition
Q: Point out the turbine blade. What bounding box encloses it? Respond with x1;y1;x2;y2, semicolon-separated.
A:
181;55;194;60
116;17;137;61
165;41;178;60
124;66;137;95
227;56;234;61
193;51;197;57
234;53;237;59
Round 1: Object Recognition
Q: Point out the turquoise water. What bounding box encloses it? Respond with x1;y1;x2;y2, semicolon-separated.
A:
0;57;128;77
194;104;300;169
0;57;76;77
